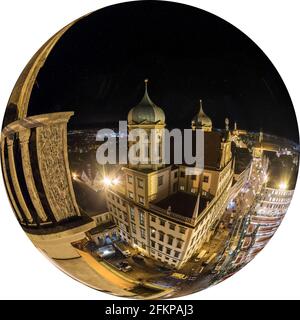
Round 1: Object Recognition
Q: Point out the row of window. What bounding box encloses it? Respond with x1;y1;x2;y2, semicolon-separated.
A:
107;193;126;207
150;215;186;234
128;191;145;204
127;175;164;188
178;171;209;183
150;240;181;258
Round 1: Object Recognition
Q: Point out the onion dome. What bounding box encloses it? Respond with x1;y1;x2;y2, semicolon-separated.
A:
192;100;212;131
128;79;165;125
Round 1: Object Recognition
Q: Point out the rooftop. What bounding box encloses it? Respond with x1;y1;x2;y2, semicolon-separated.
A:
154;191;208;219
89;221;116;235
72;180;108;216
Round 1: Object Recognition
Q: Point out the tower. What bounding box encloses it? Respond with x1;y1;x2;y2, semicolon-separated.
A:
127;79;166;170
191;100;212;132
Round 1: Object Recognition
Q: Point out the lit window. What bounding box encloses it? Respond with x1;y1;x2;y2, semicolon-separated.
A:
191;188;196;193
151;228;156;238
139;210;145;226
131;222;136;234
127;175;133;184
140;227;146;239
129;206;135;220
180;185;185;191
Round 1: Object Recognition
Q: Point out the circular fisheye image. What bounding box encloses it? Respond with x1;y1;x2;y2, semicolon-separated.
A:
1;1;299;299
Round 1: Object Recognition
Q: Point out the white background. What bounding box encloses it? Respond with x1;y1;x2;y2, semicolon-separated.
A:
0;0;299;300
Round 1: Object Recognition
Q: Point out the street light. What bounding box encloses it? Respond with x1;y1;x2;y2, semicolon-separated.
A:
102;176;121;187
103;177;112;187
72;172;78;179
279;182;287;190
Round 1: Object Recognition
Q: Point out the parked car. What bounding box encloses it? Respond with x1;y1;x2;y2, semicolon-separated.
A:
133;254;145;262
116;261;132;272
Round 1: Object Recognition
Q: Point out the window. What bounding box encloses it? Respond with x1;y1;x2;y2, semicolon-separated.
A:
191;175;196;180
174;171;178;178
160;219;166;227
142;242;146;249
151;228;156;238
123;212;128;222
125;226;129;233
166;248;171;255
174;251;180;258
158;244;163;251
127;175;133;184
191;188;196;193
179;226;186;234
159;232;164;242
131;222;136;234
203;175;209;183
140;227;146;239
129;206;135;220
137;178;144;189
158;175;164;186
180;185;185;191
180;171;185;178
128;191;133;199
167;235;173;246
151;216;156;223
139;210;145;226
169;223;175;231
151;240;155;248
134;238;138;245
165;256;169;261
138;196;144;204
177;240;183;249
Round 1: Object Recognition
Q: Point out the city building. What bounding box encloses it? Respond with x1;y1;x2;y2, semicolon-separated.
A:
105;80;248;269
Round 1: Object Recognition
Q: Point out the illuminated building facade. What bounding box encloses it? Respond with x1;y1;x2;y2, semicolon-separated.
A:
105;81;241;269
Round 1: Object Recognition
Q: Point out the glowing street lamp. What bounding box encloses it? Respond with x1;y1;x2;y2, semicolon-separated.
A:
103;177;112;187
279;182;287;190
72;172;78;179
102;176;120;187
112;177;120;185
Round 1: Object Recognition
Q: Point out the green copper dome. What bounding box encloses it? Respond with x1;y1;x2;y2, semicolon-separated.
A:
128;79;165;125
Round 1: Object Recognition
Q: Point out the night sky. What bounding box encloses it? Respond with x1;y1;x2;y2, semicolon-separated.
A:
27;0;298;142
